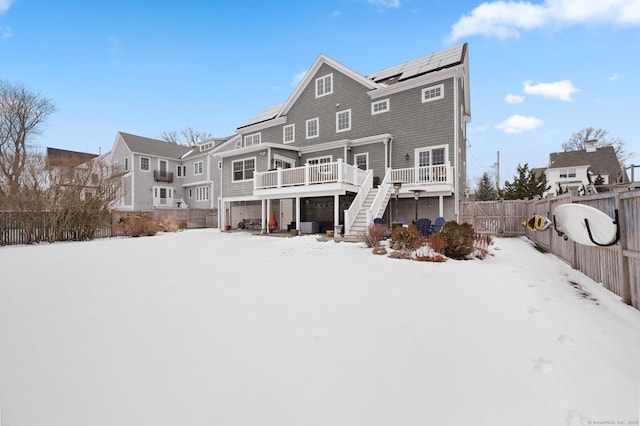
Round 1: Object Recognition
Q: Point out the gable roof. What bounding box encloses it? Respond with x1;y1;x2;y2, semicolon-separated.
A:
548;146;626;181
238;44;469;131
117;132;193;159
46;147;98;168
367;43;467;86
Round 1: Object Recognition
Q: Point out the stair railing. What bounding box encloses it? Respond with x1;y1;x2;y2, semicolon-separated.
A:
366;169;392;226
344;169;373;236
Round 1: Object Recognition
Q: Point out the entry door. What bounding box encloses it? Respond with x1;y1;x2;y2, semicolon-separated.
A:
280;199;294;230
153;186;173;206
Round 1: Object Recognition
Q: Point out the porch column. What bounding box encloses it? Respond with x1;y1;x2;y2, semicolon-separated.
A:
262;199;268;234
439;195;444;217
296;196;301;232
334;194;340;229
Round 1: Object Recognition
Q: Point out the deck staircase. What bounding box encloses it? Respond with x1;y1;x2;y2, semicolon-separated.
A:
346;187;392;237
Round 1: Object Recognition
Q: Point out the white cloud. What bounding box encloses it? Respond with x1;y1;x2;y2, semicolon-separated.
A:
368;0;400;9
0;0;15;15
1;25;11;40
470;124;489;132
523;80;579;102
505;93;525;104
448;0;640;42
608;72;623;81
291;71;306;87
496;114;543;134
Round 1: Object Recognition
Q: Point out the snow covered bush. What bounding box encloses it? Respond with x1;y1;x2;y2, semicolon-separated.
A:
390;225;424;252
438;221;474;260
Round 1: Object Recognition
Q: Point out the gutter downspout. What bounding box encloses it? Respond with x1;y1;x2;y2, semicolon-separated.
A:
453;75;460;222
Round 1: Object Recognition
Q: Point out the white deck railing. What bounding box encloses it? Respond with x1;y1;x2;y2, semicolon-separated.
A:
254;159;368;190
388;163;452;185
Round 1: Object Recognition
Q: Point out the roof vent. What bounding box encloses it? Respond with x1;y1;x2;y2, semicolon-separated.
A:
585;139;597;153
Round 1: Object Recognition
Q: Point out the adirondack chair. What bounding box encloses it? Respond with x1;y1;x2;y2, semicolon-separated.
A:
429;217;445;235
415;218;432;236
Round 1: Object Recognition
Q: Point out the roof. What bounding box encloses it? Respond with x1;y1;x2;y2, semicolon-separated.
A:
118;132;193;159
46;147;98;168
239;44;468;131
548;146;626;181
367;43;467;85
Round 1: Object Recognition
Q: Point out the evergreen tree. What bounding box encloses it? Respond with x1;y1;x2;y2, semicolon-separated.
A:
500;163;549;200
476;172;498;201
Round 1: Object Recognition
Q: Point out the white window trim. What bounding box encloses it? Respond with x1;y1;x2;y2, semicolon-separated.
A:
336;109;351;133
415;144;449;167
306;118;319;139
124;157;129;172
273;154;295;169
307;155;332;165
422;84;444;103
371;99;390;115
315;73;333;98
194;161;203;176
232;157;256;182
283;124;295;144
244;133;261;147
152;185;173;207
176;164;186;178
354;152;369;170
195;185;209;201
140;156;150;172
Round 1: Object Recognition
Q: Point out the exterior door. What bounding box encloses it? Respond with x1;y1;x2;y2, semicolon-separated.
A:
153;186;173;207
416;147;446;183
280;199;294;230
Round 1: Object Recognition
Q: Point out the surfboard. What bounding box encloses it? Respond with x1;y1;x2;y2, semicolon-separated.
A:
522;214;551;231
552;204;619;247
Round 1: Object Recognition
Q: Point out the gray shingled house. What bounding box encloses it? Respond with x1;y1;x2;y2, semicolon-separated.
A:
213;43;471;236
543;140;627;196
106;132;225;210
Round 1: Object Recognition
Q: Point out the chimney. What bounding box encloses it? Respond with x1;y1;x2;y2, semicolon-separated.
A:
585;139;597;153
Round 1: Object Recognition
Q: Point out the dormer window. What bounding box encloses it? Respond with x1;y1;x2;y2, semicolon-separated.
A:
199;142;213;151
315;73;333;98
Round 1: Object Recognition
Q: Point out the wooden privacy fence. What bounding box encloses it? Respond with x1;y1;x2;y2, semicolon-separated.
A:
112;208;218;236
461;188;640;310
1;208;218;245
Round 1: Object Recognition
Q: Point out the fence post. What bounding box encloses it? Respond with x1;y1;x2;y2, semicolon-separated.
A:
615;191;631;305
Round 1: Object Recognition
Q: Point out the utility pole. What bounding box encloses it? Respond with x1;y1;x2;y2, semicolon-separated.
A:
495;150;500;190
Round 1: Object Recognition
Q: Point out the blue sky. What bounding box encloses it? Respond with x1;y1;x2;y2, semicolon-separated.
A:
2;0;638;187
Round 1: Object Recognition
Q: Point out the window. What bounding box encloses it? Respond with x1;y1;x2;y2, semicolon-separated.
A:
194;161;203;175
124;157;129;171
422;84;444;103
274;156;294;169
559;169;576;179
336;109;351;132
354;153;368;170
283;124;295;143
416;145;448;183
188;188;193;199
140;157;150;171
232;158;255;182
196;186;209;201
306;118;319;139
176;165;186;178
308;156;331;165
199;142;213;151
371;99;389;114
315;73;333;97
244;133;261;147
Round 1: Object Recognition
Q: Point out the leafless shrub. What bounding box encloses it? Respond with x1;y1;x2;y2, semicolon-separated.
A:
372;245;387;255
362;223;389;247
120;213;160;237
158;216;180;233
473;232;494;259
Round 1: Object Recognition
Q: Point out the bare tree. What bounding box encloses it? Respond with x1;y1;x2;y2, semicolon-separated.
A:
160;127;213;145
562;127;632;165
0;80;56;202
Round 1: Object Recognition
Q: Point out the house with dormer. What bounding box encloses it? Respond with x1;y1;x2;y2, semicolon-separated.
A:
213;43;471;236
107;132;226;210
542;140;627;197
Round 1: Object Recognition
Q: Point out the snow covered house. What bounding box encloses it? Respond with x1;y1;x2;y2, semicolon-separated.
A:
106;132;226;210
214;43;471;236
542;140;627;197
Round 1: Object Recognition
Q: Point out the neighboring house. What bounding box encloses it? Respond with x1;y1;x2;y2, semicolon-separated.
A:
543;140;627;197
45;147;99;197
213;43;471;236
106;132;225;210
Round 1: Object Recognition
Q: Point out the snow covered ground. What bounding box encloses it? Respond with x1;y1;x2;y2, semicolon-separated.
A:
1;229;639;426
